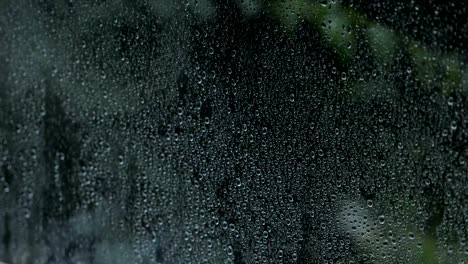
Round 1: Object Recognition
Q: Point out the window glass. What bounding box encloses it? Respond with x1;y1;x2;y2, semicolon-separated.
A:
0;1;467;263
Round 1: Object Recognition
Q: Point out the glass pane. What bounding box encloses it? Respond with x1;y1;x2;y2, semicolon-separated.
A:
0;0;467;263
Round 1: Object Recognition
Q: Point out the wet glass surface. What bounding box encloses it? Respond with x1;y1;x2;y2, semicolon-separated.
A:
0;1;467;263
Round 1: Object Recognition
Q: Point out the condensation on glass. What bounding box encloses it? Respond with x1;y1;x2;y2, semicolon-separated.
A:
0;1;467;263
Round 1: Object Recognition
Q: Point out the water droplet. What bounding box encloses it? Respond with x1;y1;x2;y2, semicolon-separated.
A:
448;97;454;106
341;72;347;81
290;93;295;102
378;215;385;224
235;178;241;187
450;120;457;130
227;245;233;256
